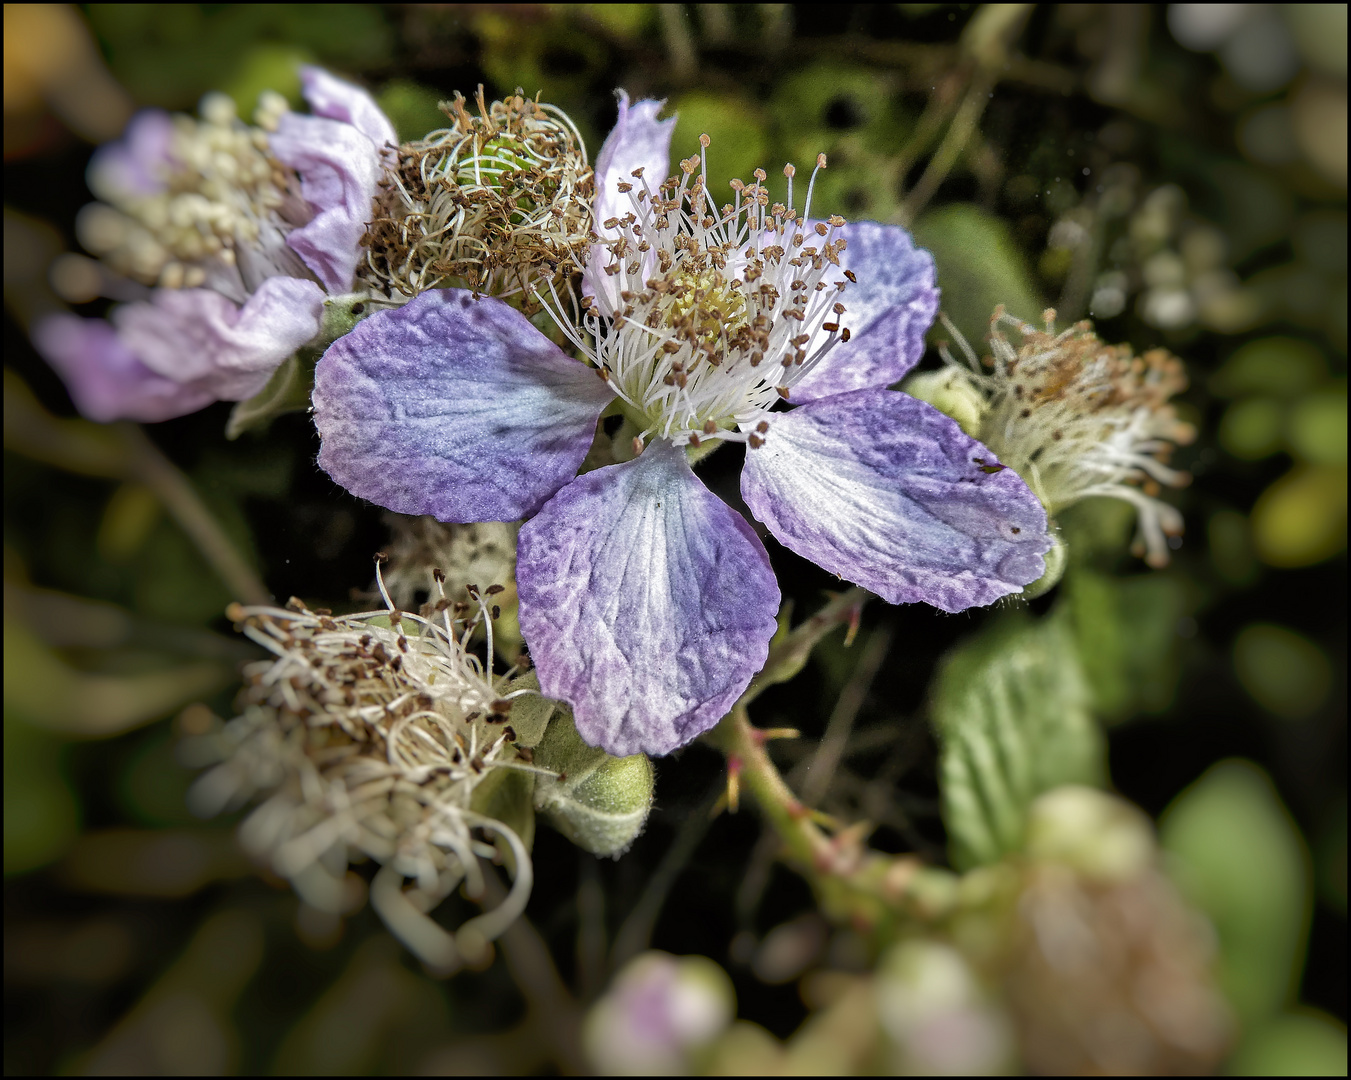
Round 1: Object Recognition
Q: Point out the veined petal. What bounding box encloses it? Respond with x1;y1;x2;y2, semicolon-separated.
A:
271;112;382;293
585;91;676;309
113;277;325;401
741;389;1051;613
790;222;939;402
517;440;780;758
32;314;217;423
314;290;614;522
298;66;398;157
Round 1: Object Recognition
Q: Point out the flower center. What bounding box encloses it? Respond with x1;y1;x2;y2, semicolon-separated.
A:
77;92;309;296
547;145;854;447
361;88;594;303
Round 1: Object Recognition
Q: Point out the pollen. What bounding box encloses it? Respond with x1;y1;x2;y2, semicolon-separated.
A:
541;137;854;446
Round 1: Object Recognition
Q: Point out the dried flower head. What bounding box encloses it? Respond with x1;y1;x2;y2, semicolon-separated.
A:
939;309;1195;567
360;88;594;303
188;564;546;971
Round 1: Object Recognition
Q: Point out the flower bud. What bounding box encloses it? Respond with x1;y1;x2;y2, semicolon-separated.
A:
532;708;654;857
1024;785;1154;884
1019;530;1067;599
583;951;735;1075
902;367;987;438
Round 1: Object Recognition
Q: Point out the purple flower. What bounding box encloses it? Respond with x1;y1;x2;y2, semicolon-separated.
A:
33;68;396;423
313;94;1052;757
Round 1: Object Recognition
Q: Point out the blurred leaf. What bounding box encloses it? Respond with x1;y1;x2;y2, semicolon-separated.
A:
118;728;199;827
931;614;1105;871
3;715;79;875
573;4;656;41
271;935;450;1075
911;204;1044;348
3;368;130;479
376;79;448;144
74;909;263;1075
96;482;161;563
1056;495;1138;566
1251;464;1348;567
1208;509;1259;586
1210;337;1326;398
1227;1009;1348;1077
671;91;770;200
473;11;605;99
219;41;312;116
1219;397;1285;459
59;828;250;896
1063;569;1188;722
4;615;231;737
1233;624;1333;720
1287;384;1347;465
1160;760;1312;1023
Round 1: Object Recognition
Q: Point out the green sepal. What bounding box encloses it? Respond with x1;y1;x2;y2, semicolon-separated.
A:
469;766;536;877
501;670;555;748
531;708;654;857
931;613;1105;871
225;348;316;440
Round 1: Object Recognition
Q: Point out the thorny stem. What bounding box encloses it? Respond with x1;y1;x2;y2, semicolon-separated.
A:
711;590;960;937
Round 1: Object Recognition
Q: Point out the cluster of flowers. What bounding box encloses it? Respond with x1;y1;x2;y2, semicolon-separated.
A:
36;70;1192;763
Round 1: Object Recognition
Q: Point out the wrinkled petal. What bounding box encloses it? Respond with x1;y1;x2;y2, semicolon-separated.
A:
299;66;398;157
271;112;382;293
585;91;676;310
741;389;1051;613
789;222;939;402
518;440;780;758
32;314;216;423
113;277;325;400
86;109;174;201
314;290;614;523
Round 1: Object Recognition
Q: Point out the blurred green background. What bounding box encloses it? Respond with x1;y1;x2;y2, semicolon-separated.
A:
3;4;1345;1074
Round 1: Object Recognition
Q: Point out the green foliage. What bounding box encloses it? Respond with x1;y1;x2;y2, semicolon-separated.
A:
1161;760;1312;1024
931;614;1105;870
670;92;769;201
911;204;1044;348
1063;568;1188;722
377;80;449;144
3;714;80;875
470;767;537;876
1228;1010;1349;1077
1233;624;1334;720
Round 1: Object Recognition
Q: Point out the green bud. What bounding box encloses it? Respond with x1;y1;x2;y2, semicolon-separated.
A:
901;368;986;438
532;709;654;857
469;766;536;877
1024;785;1155;884
1020;530;1067;599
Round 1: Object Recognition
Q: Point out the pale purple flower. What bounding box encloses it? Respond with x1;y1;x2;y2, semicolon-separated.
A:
312;94;1052;758
32;68;396;423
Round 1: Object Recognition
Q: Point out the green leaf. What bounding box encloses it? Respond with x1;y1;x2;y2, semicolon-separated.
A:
532;709;654;857
225;349;315;440
910;204;1044;350
1228;1010;1348;1077
931;614;1105;871
1063;568;1188;722
501;671;557;748
1160;760;1312;1023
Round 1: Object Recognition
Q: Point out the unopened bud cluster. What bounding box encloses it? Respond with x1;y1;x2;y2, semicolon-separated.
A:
361;88;594;302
